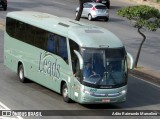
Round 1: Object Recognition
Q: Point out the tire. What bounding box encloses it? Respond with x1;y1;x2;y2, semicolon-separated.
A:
62;83;71;103
18;64;26;83
76;12;78;17
104;17;109;22
3;5;7;11
88;14;92;21
106;3;110;9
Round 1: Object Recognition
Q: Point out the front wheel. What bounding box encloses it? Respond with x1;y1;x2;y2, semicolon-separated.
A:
62;83;71;103
18;64;26;83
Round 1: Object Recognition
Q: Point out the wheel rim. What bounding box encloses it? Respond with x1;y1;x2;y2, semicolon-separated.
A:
19;69;23;80
63;87;68;98
76;12;78;17
88;15;92;21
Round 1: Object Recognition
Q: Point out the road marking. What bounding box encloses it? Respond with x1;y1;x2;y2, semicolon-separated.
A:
0;102;10;110
130;75;160;88
0;102;23;119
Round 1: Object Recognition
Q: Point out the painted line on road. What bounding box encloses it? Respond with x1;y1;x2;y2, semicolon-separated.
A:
0;102;10;110
0;102;23;119
130;74;160;88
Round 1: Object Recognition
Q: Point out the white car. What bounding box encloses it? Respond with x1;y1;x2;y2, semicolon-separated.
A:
76;2;109;21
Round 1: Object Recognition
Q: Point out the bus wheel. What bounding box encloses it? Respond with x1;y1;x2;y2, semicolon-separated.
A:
18;64;26;83
62;83;71;103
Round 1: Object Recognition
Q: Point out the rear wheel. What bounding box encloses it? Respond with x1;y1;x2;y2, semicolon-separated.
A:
18;64;26;83
88;14;92;21
104;17;109;21
3;5;7;11
76;12;78;17
62;83;71;103
106;3;110;9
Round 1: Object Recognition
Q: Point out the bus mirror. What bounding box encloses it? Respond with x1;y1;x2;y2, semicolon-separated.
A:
127;52;134;70
74;50;83;70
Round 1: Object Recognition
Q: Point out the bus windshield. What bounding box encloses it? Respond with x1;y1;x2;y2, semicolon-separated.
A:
81;47;127;89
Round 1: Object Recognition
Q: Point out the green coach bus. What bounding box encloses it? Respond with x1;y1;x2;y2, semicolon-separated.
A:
4;11;132;104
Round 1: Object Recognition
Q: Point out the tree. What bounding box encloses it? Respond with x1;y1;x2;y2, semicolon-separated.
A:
117;5;160;68
75;0;84;21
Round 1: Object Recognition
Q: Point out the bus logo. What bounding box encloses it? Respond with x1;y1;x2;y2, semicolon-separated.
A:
38;52;61;79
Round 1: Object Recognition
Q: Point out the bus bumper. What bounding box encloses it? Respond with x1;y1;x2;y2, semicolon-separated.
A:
78;85;127;104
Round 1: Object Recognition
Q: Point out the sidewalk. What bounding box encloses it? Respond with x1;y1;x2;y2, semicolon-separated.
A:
122;0;160;85
123;0;160;10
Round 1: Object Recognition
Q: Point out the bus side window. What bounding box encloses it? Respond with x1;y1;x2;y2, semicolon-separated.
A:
69;39;80;76
25;24;35;45
14;21;25;41
47;33;57;54
34;28;47;49
59;36;68;63
6;17;16;37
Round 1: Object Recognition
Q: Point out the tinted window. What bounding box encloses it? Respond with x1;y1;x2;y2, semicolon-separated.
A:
25;25;35;45
34;28;47;49
95;5;106;9
6;17;68;64
46;33;68;63
88;4;92;8
84;0;94;3
59;36;68;62
47;33;57;54
105;48;126;59
6;17;16;37
69;39;79;74
14;21;25;41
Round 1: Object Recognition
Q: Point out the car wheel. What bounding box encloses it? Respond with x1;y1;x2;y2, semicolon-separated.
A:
18;64;26;83
76;11;78;17
88;14;92;21
104;17;109;21
62;83;71;103
3;5;7;11
106;3;110;9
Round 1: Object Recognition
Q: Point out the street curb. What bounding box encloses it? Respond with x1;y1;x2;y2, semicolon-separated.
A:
0;19;4;30
129;69;160;86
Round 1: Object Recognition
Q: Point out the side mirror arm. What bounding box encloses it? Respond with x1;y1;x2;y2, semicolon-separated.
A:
127;52;134;70
74;50;83;70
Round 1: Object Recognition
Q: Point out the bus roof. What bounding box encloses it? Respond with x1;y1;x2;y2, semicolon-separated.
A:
7;11;123;48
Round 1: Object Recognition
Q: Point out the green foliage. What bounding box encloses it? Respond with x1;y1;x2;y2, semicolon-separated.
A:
117;5;160;31
157;0;160;3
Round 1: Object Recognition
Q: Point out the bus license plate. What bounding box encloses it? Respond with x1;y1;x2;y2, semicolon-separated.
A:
102;99;110;102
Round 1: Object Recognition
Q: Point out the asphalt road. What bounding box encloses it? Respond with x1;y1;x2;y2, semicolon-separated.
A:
0;0;160;119
0;58;160;119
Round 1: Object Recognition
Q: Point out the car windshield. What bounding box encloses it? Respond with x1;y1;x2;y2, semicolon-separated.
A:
81;47;128;88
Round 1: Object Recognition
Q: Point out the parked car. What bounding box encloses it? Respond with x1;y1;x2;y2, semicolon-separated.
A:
95;0;110;9
84;0;110;9
0;0;7;11
76;2;109;21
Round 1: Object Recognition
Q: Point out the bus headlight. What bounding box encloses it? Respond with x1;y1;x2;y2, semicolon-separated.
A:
121;90;127;95
83;89;92;95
